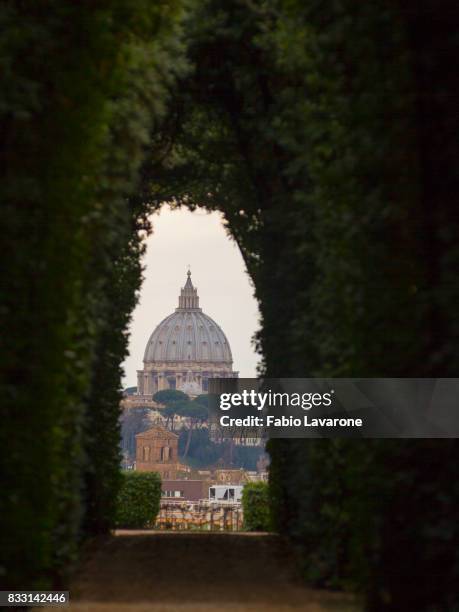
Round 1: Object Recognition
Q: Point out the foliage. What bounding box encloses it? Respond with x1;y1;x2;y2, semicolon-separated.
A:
231;445;266;472
178;428;222;467
115;472;161;529
0;0;187;588
177;401;208;422
175;400;208;458
153;389;189;405
161;403;178;431
153;390;190;430
120;408;152;459
176;427;265;470
242;482;271;532
193;394;210;408
141;1;459;609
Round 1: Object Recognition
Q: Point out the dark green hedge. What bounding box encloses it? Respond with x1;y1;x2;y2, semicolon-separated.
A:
0;0;187;589
115;472;161;529
262;2;459;609
142;2;459;609
242;483;271;532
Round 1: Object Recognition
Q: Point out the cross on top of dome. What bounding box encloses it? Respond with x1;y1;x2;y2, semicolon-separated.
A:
184;267;193;289
177;269;200;310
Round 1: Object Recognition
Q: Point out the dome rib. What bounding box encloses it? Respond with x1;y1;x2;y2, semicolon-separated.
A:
163;312;178;361
191;312;198;361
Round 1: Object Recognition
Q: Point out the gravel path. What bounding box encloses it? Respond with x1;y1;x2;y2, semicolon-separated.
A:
59;531;360;611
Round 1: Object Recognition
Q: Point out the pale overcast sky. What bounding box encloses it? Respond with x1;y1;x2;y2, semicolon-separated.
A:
122;206;260;387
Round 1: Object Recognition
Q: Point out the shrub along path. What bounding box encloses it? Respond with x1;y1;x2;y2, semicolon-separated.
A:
57;531;359;611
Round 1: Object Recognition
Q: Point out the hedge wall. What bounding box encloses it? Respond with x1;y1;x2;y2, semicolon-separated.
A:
0;0;186;588
242;483;271;532
115;472;161;529
263;2;459;609
141;2;459;609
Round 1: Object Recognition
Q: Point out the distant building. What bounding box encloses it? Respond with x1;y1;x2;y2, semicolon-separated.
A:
214;468;249;485
134;270;238;399
135;426;190;479
157;480;244;530
161;479;211;501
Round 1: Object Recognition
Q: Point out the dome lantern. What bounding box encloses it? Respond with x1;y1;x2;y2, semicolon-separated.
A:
177;269;200;310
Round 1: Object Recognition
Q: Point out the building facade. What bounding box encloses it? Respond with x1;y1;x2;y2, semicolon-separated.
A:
136;271;238;398
135;426;190;479
161;479;211;501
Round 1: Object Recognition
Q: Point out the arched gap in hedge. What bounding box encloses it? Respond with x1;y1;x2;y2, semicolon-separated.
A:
123;204;260;386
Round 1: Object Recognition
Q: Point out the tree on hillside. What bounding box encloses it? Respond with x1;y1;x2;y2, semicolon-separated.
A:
162;402;181;431
193;394;209;408
152;389;190;430
177;428;222;467
191;398;209;427
176;401;209;459
152;389;188;406
119;408;151;463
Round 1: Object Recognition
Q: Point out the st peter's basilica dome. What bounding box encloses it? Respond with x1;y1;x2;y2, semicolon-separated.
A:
136;271;237;396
